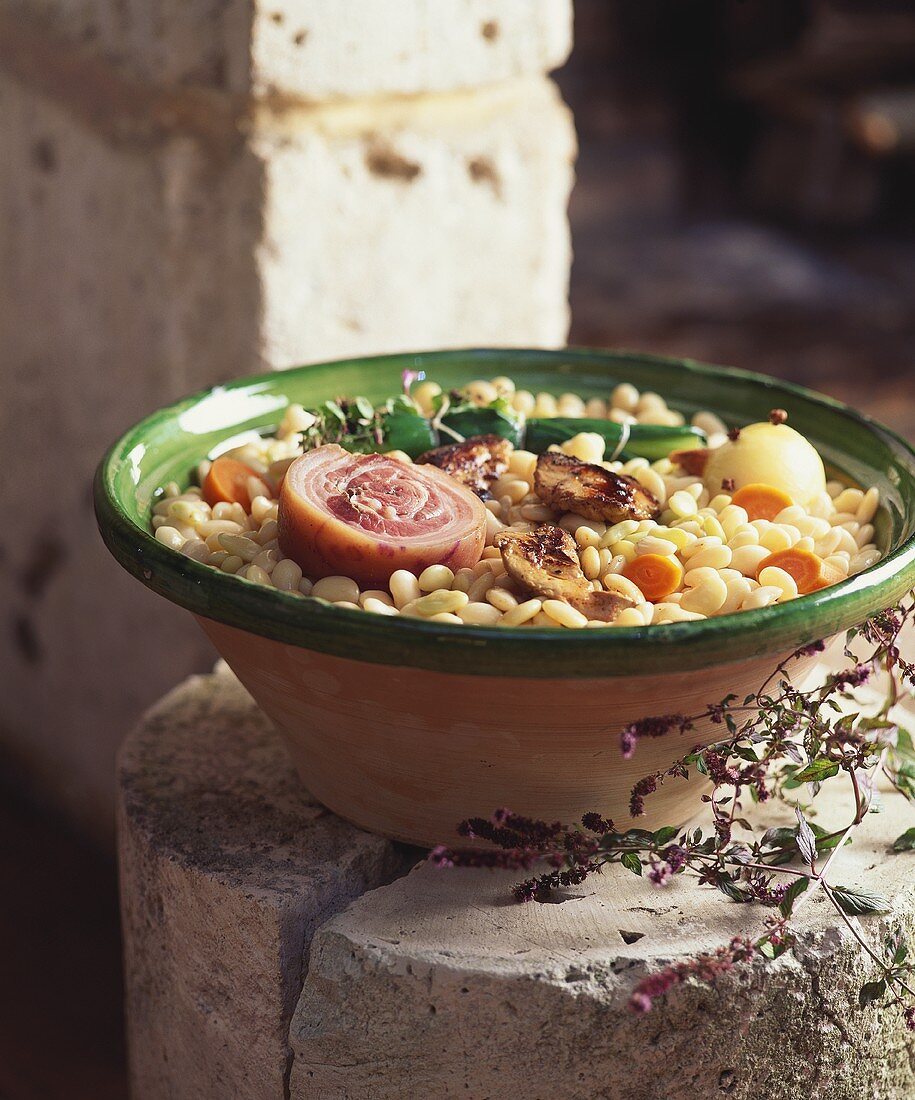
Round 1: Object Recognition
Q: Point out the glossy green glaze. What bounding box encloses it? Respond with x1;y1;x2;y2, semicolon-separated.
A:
95;348;915;677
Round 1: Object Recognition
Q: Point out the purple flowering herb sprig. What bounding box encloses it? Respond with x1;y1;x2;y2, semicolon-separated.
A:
433;595;915;1027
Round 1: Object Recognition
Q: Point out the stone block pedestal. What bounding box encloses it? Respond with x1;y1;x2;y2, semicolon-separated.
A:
119;662;915;1099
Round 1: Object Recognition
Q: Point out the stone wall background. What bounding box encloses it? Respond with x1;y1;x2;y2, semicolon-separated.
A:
0;0;575;842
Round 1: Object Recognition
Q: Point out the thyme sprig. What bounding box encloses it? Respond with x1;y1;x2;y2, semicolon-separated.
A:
432;594;915;1026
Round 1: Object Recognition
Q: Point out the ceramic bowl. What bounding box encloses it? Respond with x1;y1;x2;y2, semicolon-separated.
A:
95;349;915;846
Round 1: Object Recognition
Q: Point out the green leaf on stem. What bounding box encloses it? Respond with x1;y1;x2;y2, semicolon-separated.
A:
794;758;840;783
779;875;810;918
715;873;750;903
831;885;891;916
892;827;915;852
620;852;642;876
758;939;791;960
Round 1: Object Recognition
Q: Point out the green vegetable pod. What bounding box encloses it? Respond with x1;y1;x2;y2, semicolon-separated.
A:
438;396;525;449
377;398;437;457
524;418;706;461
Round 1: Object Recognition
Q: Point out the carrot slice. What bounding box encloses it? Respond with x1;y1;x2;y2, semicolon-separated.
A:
755;548;844;594
731;483;794;521
622;553;684;602
203;457;259;511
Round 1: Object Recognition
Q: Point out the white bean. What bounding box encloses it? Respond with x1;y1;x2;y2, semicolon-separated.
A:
390;570;421;609
603;573;645;603
635;536;678;557
155;526;185;551
741;586;783;610
486;587;518;612
542;600;588;628
458;601;502;625
580;545;602;579
249;548;275;572
730;545;771;577
410;590;470;616
272;558;303;591
856;487;880;524
612;382;639;412
180;539;210;562
686;544;732;571
312;576;360;604
680;573;727;615
500;599;543;626
418;564;455;592
363;597;399;616
217;533;261;562
757;566;798;601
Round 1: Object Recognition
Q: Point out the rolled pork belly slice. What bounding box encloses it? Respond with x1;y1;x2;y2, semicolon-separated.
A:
278;444;487;588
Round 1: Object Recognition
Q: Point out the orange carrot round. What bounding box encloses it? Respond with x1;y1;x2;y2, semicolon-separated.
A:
731;483;794;521
755;548;844;595
202;457;259;511
622;553;683;601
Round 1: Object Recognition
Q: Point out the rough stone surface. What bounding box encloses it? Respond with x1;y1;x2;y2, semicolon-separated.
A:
291;782;915;1100
118;648;915;1098
290;644;915;1100
118;662;407;1100
7;0;573;98
248;0;574;101
0;20;572;835
255;79;574;365
0;69;257;831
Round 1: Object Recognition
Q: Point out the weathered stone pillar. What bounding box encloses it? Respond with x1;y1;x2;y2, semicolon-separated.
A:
120;661;915;1100
118;663;407;1099
0;0;575;835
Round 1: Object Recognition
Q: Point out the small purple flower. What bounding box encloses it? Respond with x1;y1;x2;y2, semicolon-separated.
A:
629;774;658;817
620;714;689;759
581;812;615;834
648;863;673;887
833;665;871;690
663;845;688;873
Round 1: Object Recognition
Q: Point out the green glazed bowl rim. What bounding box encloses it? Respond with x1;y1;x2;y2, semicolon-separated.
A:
95;348;915;678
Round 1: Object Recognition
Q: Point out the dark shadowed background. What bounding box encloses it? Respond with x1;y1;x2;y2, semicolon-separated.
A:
2;1;912;1096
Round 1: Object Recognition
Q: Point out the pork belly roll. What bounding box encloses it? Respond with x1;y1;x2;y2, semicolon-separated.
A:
278;445;487;587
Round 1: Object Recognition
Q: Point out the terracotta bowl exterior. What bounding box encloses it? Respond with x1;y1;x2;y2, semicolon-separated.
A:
95;349;915;846
199;617;826;844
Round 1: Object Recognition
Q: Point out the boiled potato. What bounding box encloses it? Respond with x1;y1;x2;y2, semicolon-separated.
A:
703;421;826;507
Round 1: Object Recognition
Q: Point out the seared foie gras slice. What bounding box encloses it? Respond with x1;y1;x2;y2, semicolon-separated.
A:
534;452;659;523
278;444;486;587
495;525;633;622
417;434;513;498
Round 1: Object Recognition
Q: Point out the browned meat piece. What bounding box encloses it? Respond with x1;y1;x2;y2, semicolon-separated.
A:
533;452;659;523
417;434;513;497
669;448;709;477
495;524;634;623
571;589;635;623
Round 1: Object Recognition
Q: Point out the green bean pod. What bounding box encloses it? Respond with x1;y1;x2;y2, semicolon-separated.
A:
524;418;706;461
438;397;525;449
377;402;438;456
